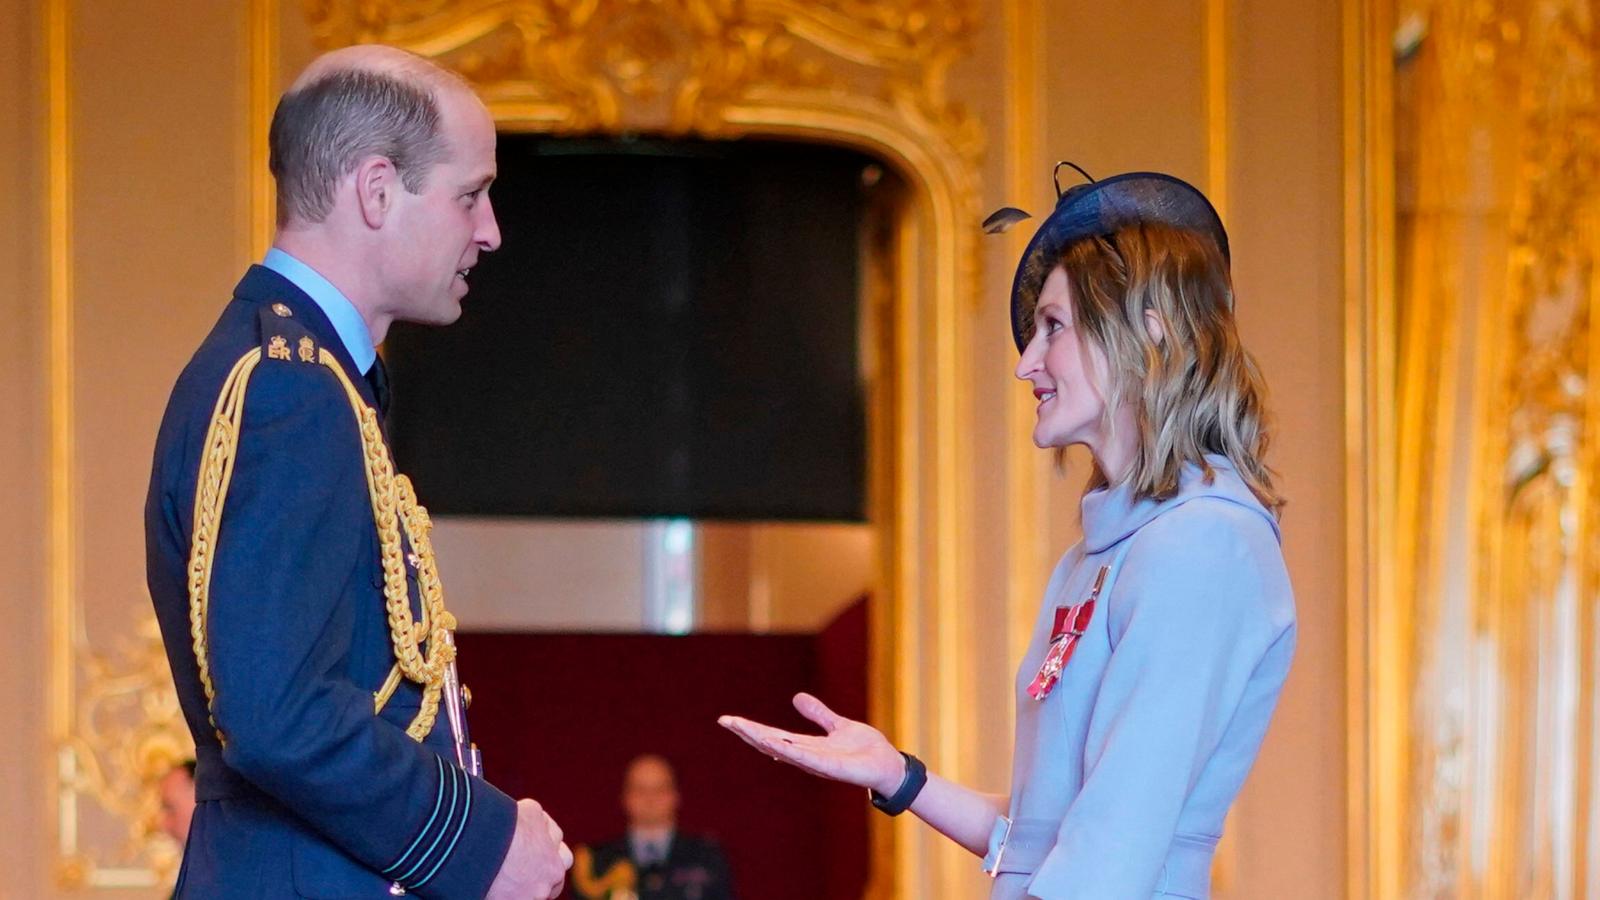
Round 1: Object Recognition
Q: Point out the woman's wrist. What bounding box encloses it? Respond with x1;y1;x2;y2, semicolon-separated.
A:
875;754;907;796
869;752;928;816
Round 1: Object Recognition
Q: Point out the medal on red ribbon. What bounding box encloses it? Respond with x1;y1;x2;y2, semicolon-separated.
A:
1027;565;1109;701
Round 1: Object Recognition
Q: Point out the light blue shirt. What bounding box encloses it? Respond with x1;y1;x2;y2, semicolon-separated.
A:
262;248;376;375
628;827;674;866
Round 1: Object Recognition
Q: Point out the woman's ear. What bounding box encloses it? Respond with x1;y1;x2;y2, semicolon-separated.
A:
1143;308;1166;345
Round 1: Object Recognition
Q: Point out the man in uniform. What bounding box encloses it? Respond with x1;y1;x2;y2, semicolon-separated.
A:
145;45;570;898
572;755;734;900
156;759;197;847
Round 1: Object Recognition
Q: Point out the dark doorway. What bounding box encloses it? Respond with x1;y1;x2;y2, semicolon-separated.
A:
386;136;877;522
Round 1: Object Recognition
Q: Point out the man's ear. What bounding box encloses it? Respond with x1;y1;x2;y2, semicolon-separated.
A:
1143;308;1166;345
353;155;397;229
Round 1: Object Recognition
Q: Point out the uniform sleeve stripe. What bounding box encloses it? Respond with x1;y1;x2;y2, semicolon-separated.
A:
411;771;474;890
395;763;462;885
384;756;447;876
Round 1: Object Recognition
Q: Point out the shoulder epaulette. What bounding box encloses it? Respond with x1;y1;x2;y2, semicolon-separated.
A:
258;301;321;365
187;301;331;745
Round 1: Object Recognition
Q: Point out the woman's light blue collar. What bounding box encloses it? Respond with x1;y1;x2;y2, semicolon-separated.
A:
1079;455;1280;553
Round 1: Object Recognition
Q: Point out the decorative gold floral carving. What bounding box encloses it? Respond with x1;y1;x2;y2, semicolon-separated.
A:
302;0;986;312
1391;1;1600;897
1482;7;1600;894
56;614;194;888
304;0;981;148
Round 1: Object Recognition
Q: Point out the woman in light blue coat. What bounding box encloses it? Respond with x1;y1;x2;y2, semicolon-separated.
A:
719;169;1295;900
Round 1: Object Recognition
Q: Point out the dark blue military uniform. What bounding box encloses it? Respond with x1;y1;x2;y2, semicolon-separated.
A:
145;265;516;898
574;834;733;900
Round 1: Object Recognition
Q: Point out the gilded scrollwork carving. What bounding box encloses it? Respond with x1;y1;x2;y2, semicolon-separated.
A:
1395;1;1600;897
57;614;194;888
304;0;981;147
304;0;984;314
1393;6;1525;890
297;0;989;486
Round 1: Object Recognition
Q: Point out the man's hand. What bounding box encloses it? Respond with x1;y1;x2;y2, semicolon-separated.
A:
485;798;572;900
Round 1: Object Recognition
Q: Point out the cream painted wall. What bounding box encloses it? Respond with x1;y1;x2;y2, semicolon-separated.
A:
431;518;874;634
428;519;655;631
735;523;875;632
0;0;1351;895
1225;2;1348;897
73;0;246;641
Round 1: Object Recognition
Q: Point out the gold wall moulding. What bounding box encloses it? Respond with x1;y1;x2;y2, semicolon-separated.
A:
56;615;194;889
307;0;984;148
1356;0;1600;896
307;0;986;895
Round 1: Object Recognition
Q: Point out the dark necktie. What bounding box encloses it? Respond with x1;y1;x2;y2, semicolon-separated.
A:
364;354;391;417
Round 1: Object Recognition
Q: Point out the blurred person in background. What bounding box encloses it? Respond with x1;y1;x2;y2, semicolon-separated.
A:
573;754;734;900
156;758;197;846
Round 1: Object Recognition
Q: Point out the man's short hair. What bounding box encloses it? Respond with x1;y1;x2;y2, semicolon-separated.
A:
268;67;449;226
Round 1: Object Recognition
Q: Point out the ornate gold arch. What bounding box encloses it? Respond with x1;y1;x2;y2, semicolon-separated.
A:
306;1;985;894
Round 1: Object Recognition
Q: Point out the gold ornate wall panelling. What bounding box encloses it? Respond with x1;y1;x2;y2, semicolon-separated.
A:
1483;7;1600;893
45;0;83;881
1579;209;1600;900
1402;4;1514;894
1357;0;1600;896
858;161;904;899
305;1;984;894
57;623;195;887
1344;0;1399;895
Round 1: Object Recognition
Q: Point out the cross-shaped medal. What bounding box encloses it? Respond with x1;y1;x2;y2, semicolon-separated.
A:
1027;565;1109;701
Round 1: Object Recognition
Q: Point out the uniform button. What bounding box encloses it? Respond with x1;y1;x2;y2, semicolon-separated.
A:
271;302;293;317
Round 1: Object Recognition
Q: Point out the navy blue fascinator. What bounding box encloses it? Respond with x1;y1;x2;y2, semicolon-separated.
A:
985;164;1230;352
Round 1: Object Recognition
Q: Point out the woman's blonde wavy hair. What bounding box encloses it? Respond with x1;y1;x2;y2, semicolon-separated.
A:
1056;220;1284;513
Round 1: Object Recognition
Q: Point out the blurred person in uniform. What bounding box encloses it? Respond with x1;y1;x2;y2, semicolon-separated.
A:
572;755;733;900
155;759;197;900
156;759;197;846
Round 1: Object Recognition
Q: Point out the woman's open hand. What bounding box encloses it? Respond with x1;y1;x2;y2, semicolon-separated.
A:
718;693;907;796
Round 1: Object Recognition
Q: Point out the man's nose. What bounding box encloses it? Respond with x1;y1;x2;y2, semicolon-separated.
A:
476;194;502;252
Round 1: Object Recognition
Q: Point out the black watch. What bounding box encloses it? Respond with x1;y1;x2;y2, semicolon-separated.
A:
869;752;927;816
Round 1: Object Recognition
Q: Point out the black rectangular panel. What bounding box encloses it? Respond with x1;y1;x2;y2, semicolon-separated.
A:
385;137;870;521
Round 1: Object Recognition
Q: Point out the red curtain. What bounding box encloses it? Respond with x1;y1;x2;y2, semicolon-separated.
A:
456;598;870;899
